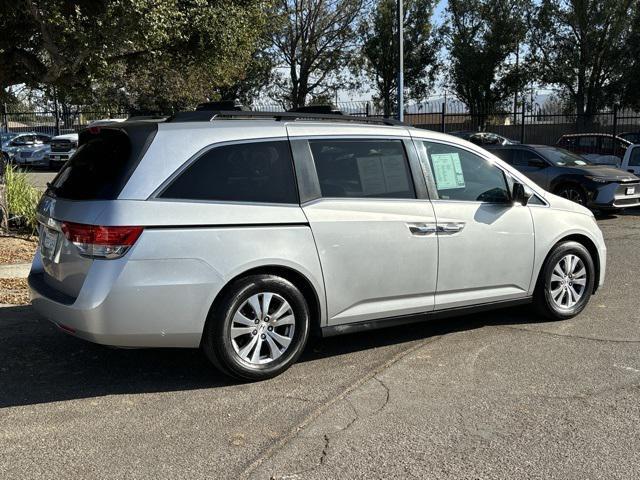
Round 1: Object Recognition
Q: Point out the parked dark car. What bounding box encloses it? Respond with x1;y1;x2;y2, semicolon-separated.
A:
450;131;519;146
619;132;640;144
556;133;632;165
487;144;640;211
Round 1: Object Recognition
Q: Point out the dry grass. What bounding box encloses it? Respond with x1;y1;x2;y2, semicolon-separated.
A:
0;235;38;264
0;278;30;305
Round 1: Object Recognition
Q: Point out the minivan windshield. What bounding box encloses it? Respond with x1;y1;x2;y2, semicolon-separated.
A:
538;147;591;167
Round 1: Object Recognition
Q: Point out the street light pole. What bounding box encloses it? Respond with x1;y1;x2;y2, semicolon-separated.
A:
397;0;404;122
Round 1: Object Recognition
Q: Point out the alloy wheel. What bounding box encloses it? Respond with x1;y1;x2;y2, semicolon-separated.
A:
229;292;295;365
558;187;585;205
549;254;588;309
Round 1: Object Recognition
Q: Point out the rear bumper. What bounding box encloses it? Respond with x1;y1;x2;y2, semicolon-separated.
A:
28;252;220;348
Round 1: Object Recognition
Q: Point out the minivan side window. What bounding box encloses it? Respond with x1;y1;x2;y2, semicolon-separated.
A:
160;140;298;204
630;147;640;166
422;141;510;203
309;139;415;199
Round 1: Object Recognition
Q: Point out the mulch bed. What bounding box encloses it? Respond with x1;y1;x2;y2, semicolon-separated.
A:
0;278;30;305
0;234;38;264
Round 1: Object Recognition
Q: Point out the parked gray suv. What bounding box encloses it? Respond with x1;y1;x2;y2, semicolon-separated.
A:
29;111;607;380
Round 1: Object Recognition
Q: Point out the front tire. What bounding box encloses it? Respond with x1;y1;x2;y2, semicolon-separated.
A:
202;274;310;380
555;184;587;206
533;241;595;320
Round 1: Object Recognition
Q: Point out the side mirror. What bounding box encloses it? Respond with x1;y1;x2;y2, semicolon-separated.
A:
513;182;533;206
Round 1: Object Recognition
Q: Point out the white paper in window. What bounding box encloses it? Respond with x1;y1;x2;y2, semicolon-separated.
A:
431;153;465;190
381;155;408;192
356;156;386;195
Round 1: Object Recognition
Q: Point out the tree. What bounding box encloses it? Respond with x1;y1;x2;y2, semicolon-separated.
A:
0;0;270;111
528;0;638;119
271;0;363;109
443;0;531;117
360;0;439;117
619;4;640;109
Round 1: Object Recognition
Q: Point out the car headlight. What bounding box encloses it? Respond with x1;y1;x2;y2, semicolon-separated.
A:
585;176;611;183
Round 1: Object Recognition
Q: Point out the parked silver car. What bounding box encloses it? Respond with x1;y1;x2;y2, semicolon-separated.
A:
1;132;51;162
29;111;607;380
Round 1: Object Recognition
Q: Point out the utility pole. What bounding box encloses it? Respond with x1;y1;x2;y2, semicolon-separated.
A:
397;0;404;122
513;41;519;126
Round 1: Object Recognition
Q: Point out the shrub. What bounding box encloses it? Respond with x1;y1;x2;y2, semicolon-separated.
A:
4;165;40;233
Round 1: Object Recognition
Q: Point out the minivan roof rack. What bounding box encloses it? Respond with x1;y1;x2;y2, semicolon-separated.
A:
167;109;403;126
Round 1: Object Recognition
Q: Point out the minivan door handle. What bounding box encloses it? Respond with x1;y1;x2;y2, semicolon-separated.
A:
438;222;465;234
408;223;437;236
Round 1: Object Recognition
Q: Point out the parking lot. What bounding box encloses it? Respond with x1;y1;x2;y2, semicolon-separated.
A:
1;211;639;479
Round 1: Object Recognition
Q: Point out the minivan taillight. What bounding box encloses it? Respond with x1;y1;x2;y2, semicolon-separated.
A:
61;222;143;259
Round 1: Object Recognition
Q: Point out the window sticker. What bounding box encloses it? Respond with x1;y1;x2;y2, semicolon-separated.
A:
356;156;387;195
381;154;409;192
431;152;465;190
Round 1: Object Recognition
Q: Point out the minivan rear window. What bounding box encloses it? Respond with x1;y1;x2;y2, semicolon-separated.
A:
47;124;156;200
159;140;298;204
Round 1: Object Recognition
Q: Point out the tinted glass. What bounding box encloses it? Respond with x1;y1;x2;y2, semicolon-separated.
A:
422;142;509;203
490;148;516;165
577;136;598;148
161;141;298;204
630;147;640;167
520;150;547;167
538;147;590;166
309;139;415;199
48;125;156;200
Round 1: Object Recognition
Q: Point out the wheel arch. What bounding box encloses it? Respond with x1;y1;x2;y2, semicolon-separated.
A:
541;233;601;294
206;264;324;338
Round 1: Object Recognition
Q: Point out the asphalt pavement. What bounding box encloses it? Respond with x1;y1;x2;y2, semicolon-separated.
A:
1;211;639;479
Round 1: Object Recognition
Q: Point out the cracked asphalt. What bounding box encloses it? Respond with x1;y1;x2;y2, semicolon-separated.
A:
1;211;640;479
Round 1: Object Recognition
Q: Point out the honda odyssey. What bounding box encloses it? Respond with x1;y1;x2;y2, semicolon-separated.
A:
29;110;607;380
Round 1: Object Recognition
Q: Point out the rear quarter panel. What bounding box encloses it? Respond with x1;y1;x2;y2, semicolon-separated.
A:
93;201;326;346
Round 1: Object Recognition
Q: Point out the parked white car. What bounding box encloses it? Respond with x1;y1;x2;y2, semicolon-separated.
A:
48;133;79;167
620;143;640;176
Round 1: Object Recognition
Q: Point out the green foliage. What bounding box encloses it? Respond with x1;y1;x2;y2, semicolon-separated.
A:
5;165;40;232
0;0;271;111
444;0;531;115
528;0;638;116
360;0;440;117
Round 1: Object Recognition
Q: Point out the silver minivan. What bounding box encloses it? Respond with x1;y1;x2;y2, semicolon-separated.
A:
29;111;607;380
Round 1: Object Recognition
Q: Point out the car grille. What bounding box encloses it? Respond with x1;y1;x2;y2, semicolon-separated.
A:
19;151;33;158
616;182;640;196
51;140;74;153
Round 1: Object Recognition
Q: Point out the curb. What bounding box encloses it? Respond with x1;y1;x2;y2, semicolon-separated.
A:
0;263;31;279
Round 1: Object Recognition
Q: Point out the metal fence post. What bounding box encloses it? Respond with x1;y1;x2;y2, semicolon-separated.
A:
612;104;618;138
366;102;370;117
53;90;60;136
520;102;526;143
1;103;7;132
441;102;446;133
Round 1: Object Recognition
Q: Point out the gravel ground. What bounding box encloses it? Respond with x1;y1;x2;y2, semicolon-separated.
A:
0;211;639;479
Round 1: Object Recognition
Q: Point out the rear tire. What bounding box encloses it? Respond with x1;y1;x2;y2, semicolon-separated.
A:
202;274;310;381
533;241;595;320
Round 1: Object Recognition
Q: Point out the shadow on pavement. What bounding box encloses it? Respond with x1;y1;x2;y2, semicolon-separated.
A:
0;304;539;408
